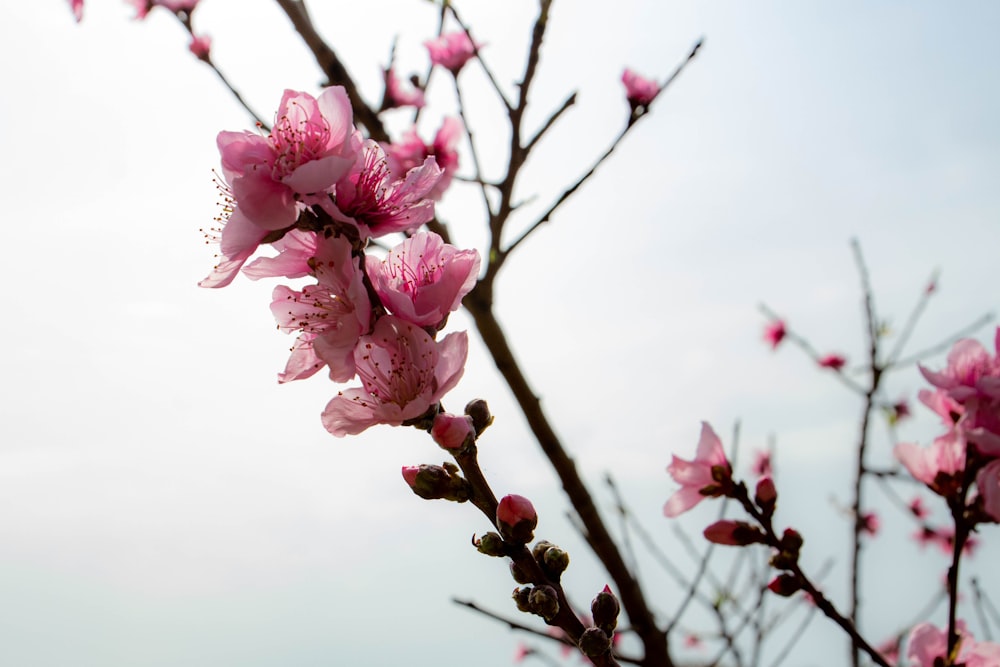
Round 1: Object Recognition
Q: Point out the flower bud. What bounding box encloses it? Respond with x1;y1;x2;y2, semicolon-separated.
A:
512;587;533;613
497;494;538;544
703;520;765;546
431;412;476;451
474;532;506;557
401;463;471;502
542;546;570;579
591;585;620;635
531;540;556;561
579;627;612;659
755;477;777;517
528;585;560;621
510;560;532;585
767;573;802;597
464;398;494;435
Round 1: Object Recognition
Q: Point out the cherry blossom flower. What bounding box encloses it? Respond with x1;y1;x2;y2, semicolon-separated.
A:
368;231;480;328
425;31;479;74
977;459;1000;522
188;33;211;61
763;319;787;349
621;68;660;107
382;68;425;109
323;140;441;239
894;430;966;499
68;0;84;21
860;511;880;537
664;422;733;517
750;448;773;477
919;330;1000;402
384;117;462;201
126;0;199;19
202;88;362;287
242;229;318;281
321;316;468;436
818;353;847;371
269;235;371;383
907;621;1000;667
218;87;361;230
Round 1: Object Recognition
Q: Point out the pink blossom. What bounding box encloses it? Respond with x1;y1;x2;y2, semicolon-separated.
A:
977;459;1000;522
369;232;480;328
430;413;475;450
242;229;318;281
425;31;479;74
912;525;979;557
218;87;360;230
876;635;901;665
860;511;880;537
269;235;371;383
68;0;84;21
621;68;660;107
763;320;786;349
323;140;441;239
401;465;420;489
907;621;1000;667
703;520;763;546
750;448;772;477
819;353;847;371
909;496;929;519
321;316;468;436
512;644;533;663
894;430;966;498
664;422;733;517
203;88;361;287
382;68;425;110
126;0;199;19
384;118;462;201
188;33;211;61
919;330;1000;402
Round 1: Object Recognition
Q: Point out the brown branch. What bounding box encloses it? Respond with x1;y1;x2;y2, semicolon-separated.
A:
273;0;388;142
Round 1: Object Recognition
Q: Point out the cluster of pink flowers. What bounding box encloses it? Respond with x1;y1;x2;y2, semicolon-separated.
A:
895;330;1000;523
905;621;1000;666
201;87;480;437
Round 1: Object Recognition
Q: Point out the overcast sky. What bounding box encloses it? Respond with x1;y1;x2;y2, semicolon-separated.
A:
1;2;999;666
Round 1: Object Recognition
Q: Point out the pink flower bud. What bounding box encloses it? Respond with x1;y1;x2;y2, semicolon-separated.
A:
755;477;777;514
818;353;847;371
763;319;787;349
497;494;537;544
401;465;420;488
767;574;802;597
431;413;476;450
703;520;765;546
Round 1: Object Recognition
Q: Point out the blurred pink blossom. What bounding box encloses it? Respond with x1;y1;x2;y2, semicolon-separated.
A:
763;320;786;349
621;68;660;107
425;31;479;74
977;459;1000;522
750;449;772;477
894;431;966;499
68;0;83;21
907;621;1000;667
384;117;462;201
860;511;880;537
818;353;847;371
382;68;425;109
126;0;199;19
188;33;211;60
919;330;1000;402
664;422;732;517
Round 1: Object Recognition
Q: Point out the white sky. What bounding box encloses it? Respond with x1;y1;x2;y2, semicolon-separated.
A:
1;1;999;665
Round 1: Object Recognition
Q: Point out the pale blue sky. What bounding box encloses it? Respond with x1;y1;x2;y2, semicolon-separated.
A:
1;2;998;665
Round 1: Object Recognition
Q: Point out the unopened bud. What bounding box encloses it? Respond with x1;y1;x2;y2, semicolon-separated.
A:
767;573;802;597
474;532;506;557
755;477;777;516
512;587;533;613
578;627;612;659
400;463;471;502
590;585;620;634
509;560;532;585
528;585;560;621
542;546;570;579
497;494;538;544
532;540;556;561
703;520;765;546
464;398;494;435
431;412;476;451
